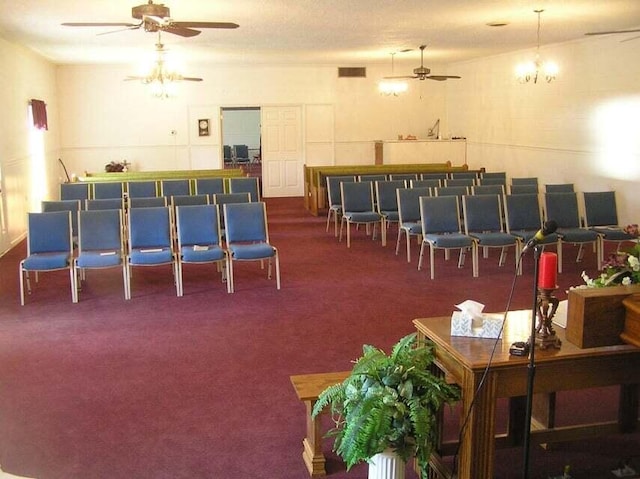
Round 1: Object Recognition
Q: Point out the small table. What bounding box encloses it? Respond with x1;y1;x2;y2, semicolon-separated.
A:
413;311;640;479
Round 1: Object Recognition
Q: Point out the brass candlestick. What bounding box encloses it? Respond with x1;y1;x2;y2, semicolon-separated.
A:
535;287;562;349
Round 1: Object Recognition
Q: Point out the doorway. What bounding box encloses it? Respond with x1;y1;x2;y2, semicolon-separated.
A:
221;107;261;175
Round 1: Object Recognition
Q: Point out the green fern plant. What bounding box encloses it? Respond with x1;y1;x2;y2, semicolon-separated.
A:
312;333;459;478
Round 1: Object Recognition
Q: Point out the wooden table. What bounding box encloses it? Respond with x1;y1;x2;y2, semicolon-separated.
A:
413;311;640;479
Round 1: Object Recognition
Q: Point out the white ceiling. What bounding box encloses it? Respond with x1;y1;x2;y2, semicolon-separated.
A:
1;0;639;68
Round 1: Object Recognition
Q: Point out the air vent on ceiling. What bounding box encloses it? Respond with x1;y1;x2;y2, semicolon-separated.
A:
338;67;366;78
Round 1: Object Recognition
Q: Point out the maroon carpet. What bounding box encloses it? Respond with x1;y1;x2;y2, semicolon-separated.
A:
0;197;637;479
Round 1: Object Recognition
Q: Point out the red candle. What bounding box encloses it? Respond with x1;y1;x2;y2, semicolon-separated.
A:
538;252;558;289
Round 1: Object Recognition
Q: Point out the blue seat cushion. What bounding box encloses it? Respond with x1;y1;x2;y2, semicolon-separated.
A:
590;227;635;241
557;228;598;243
381;211;399;222
400;221;422;235
181;245;226;263
22;252;70;270
343;211;381;223
129;248;174;265
424;233;474;249
76;251;122;268
470;232;517;247
228;243;275;260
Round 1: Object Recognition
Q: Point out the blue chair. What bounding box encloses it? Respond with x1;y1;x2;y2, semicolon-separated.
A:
421;173;448;181
389;174;417;182
86;198;124;210
481;172;507;182
127;181;157;199
411;179;440;189
171;195;209;208
129;197;167;208
213;193;251;205
375;180;405;228
42;200;81;241
396;187;431;262
358;174;387;183
545;184;574;193
583;191;635;268
223;145;233;165
75;209;129;300
449;172;479;180
325;175;356;237
176;204;231;295
418;196;477;279
462;194;520;273
512;177;539;186
127;207;180;297
434;186;469;218
339;181;386;248
504;194;560;259
478;177;507;186
444;178;475;187
93;182;123;200
195;178;225;196
544;192;600;272
161;179;191;197
228;177;260;202
19;211;76;305
233;145;250;165
60;183;90;204
223;202;280;292
471;185;505;196
510;184;538;195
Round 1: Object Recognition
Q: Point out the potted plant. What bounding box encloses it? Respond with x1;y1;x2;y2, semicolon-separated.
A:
312;333;460;479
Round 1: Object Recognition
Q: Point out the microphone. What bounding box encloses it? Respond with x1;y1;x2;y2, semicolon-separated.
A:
521;220;557;254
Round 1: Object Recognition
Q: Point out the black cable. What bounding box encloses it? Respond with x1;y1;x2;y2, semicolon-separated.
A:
450;250;526;477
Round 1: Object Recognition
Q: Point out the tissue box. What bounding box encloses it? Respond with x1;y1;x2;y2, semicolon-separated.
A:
451;311;504;339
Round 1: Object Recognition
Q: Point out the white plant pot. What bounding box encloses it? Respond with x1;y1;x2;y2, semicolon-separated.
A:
368;450;406;479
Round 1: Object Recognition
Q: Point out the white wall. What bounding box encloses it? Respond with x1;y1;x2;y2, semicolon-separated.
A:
446;35;640;225
56;62;449;174
0;37;60;255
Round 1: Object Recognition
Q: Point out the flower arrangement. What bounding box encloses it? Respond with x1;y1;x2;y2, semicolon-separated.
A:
581;225;640;288
104;160;129;172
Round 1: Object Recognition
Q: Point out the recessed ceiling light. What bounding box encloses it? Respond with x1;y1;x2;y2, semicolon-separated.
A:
487;21;509;27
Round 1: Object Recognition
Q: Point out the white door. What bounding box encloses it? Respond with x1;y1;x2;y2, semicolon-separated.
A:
261;106;303;197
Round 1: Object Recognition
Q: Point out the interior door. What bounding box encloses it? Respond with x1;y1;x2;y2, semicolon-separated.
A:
261;106;303;198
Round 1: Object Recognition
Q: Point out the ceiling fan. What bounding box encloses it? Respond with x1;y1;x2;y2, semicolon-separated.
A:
124;33;202;98
62;0;239;38
384;45;461;82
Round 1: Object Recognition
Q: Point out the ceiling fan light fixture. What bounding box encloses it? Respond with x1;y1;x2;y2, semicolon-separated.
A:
379;52;408;96
516;9;558;84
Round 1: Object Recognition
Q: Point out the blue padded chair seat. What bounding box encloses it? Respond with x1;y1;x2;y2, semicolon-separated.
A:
344;211;381;223
400;221;422;235
129;248;174;265
181;245;226;263
470;232;517;247
556;228;598;243
22;252;70;270
381;211;400;222
510;230;559;245
424;233;474;249
228;243;276;260
590;227;634;241
76;250;122;268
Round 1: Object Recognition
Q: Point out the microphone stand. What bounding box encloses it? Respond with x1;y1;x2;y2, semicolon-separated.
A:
522;245;541;479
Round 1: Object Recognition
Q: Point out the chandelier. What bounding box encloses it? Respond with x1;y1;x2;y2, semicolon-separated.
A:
516;10;558;84
126;33;202;98
379;53;408;96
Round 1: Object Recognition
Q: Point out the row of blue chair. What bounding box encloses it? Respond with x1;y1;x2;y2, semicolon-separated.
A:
19;202;280;305
60;177;261;203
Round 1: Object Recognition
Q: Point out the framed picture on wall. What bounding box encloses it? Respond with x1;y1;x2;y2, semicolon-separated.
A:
198;119;210;136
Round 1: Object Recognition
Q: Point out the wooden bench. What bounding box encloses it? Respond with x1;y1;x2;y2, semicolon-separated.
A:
290;371;351;477
304;163;478;216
